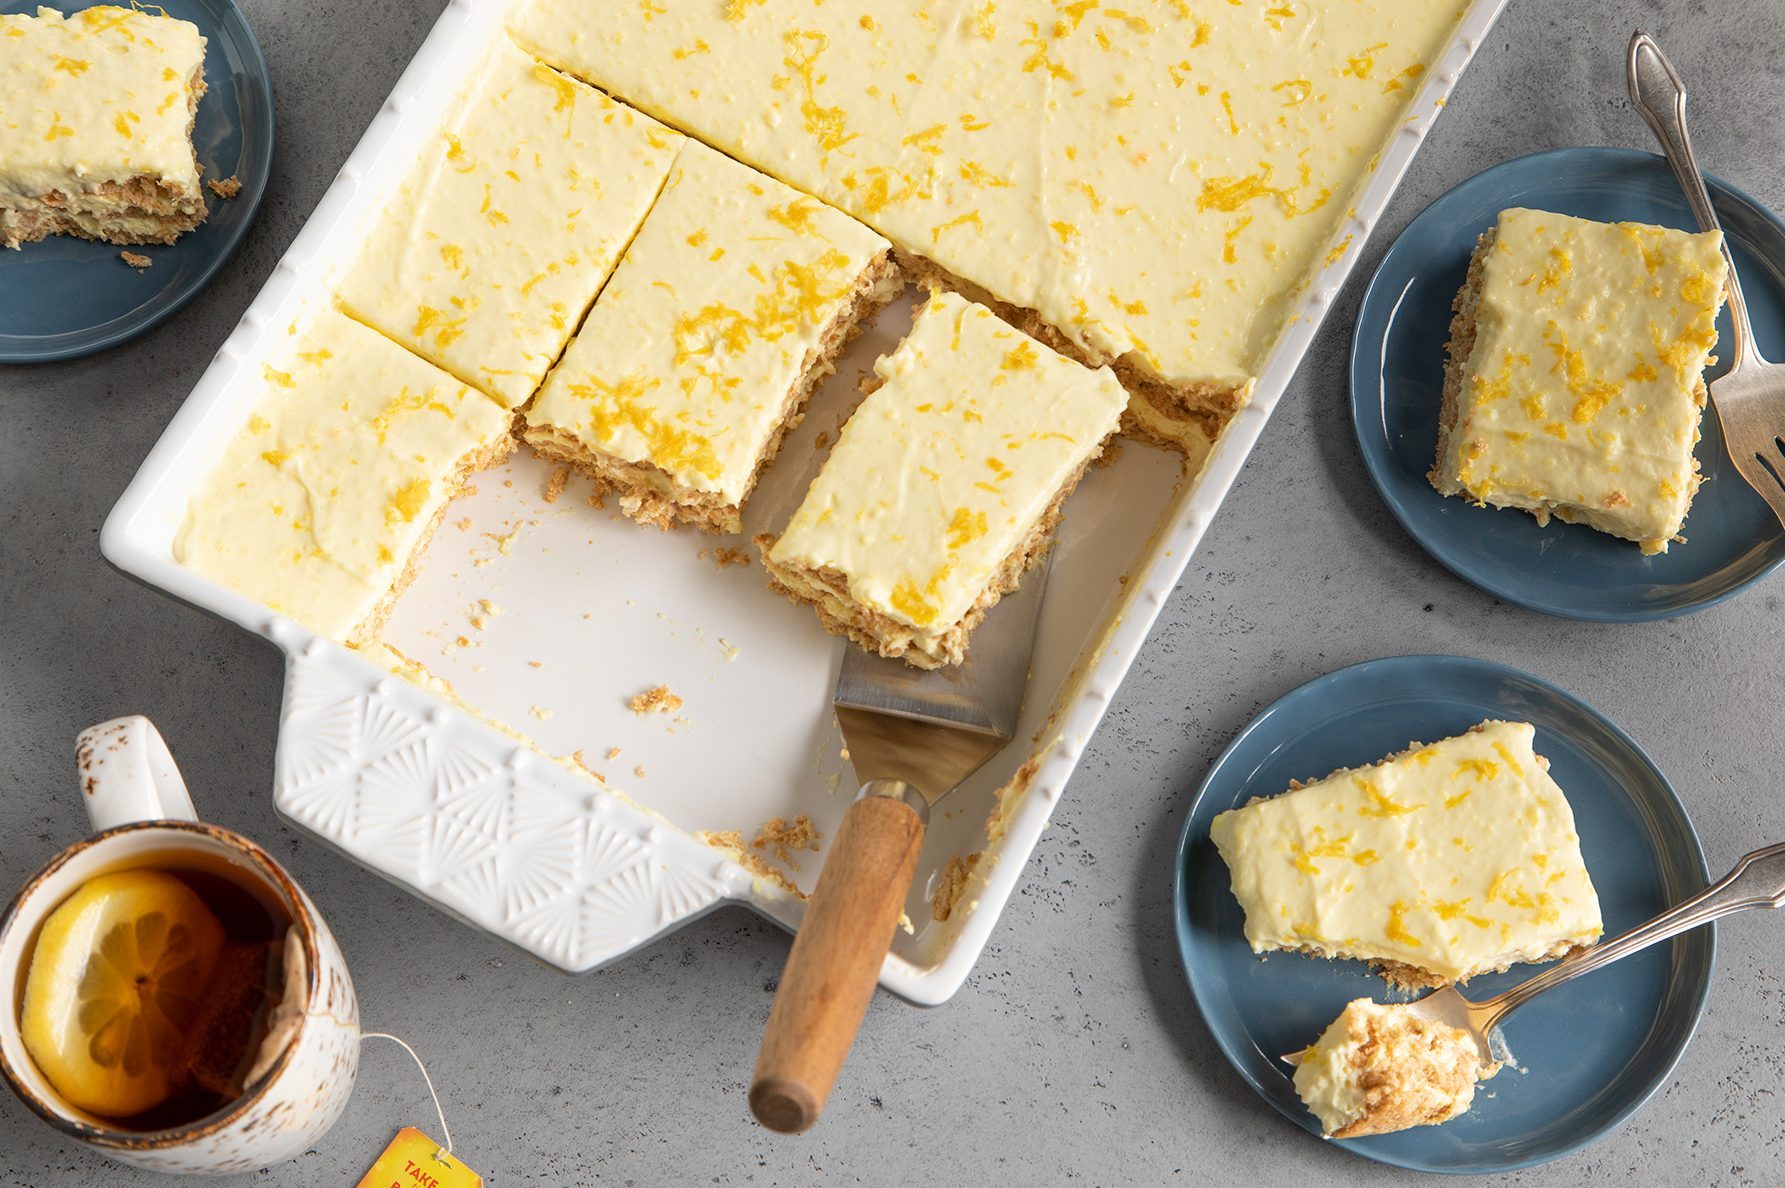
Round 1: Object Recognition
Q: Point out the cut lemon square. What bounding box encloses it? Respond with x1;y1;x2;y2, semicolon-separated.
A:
20;870;225;1117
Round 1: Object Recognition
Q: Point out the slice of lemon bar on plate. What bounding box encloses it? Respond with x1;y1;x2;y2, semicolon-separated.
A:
524;140;899;534
175;309;513;645
1429;207;1727;553
1210;719;1603;988
0;5;208;248
758;289;1128;668
336;36;682;410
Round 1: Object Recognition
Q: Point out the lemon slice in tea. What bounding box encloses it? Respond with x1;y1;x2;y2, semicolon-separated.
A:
20;869;226;1118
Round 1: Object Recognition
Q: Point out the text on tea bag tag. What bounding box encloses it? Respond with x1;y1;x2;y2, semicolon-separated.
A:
356;1127;481;1188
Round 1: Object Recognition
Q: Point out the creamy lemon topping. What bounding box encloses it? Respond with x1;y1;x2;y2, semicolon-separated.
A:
1294;999;1493;1138
526;140;891;509
175;309;511;643
1210;720;1602;983
0;5;205;198
770;289;1126;645
513;0;1462;404
1434;208;1726;554
336;37;682;409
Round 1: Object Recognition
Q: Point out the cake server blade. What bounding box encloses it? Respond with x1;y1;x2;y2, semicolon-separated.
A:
749;553;1053;1135
831;547;1050;797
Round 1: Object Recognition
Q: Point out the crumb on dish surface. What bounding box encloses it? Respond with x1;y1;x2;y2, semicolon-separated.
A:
929;852;982;922
627;684;682;715
751;814;822;868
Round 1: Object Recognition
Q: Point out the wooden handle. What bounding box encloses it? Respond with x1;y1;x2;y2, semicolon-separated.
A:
750;793;925;1133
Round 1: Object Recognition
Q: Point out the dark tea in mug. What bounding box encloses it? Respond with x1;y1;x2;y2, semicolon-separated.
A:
16;847;293;1130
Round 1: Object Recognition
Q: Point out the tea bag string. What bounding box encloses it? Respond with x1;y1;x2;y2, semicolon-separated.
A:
360;1031;454;1161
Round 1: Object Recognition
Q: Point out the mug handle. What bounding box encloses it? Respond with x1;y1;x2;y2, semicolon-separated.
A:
75;716;199;832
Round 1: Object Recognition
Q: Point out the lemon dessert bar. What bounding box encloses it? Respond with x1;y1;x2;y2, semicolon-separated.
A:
1;5;207;249
513;0;1464;456
759;290;1127;668
175;309;512;644
1294;999;1497;1139
336;37;682;410
524;141;898;533
1210;720;1602;988
1431;208;1728;553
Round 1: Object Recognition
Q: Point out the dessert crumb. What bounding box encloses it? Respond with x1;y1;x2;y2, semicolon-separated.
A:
633;764;648;779
696;830;805;899
120;251;152;270
605;746;621;760
930;852;983;922
711;546;750;569
628;684;683;715
586;488;607;510
570;750;606;784
752;814;823;868
206;175;242;199
543;465;571;503
814;431;830;449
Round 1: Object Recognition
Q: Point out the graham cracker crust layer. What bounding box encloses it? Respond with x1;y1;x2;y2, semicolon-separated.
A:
1428;227;1493;494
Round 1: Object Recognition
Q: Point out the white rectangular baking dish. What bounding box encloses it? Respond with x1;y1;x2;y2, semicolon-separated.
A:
103;0;1508;1004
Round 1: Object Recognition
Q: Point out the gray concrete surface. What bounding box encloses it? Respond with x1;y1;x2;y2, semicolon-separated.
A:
4;0;1785;1183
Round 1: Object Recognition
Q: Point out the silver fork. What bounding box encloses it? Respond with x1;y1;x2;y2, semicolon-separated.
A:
1629;31;1785;529
1282;842;1785;1067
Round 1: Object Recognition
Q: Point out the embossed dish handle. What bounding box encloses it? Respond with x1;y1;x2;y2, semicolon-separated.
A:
750;781;926;1133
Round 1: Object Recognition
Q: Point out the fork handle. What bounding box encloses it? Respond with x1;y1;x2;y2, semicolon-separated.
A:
750;781;926;1133
1484;841;1785;1026
1627;30;1757;369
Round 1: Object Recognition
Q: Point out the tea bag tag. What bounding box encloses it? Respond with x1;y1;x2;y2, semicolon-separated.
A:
355;1127;481;1188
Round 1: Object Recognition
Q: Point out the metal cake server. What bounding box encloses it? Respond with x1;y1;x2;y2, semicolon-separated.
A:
1281;841;1785;1068
1629;31;1785;529
750;554;1052;1134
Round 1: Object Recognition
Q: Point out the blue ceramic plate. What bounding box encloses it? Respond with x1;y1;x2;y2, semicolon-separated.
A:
1351;147;1785;621
1174;655;1711;1174
0;0;273;362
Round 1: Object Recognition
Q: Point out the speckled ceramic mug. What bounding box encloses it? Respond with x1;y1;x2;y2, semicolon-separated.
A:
0;716;361;1175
